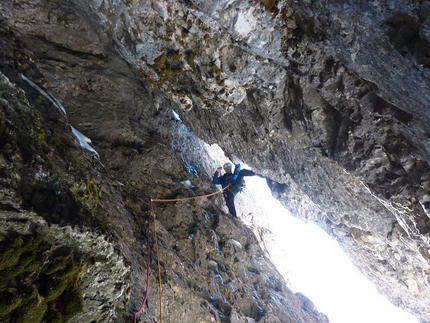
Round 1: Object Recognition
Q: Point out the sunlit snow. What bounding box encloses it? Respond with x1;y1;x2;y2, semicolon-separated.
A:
205;143;418;323
244;176;419;323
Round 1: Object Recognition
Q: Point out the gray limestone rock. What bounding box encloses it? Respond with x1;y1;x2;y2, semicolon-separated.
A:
1;0;430;322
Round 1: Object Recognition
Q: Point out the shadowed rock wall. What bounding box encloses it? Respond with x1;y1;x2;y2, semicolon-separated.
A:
1;0;430;322
0;33;328;323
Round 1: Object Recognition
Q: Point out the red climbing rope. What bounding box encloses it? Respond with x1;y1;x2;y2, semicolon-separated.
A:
133;185;229;322
150;186;229;203
133;205;152;323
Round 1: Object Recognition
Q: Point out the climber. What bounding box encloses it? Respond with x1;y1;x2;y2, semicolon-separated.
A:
212;162;257;218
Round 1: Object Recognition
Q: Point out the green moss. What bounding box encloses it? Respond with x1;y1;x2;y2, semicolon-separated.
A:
16;292;48;323
55;286;83;321
47;129;83;171
41;258;83;318
32;117;46;149
0;296;22;316
2;252;37;280
0;237;24;271
161;68;183;81
196;93;206;101
85;178;99;200
37;131;45;147
153;54;167;70
0;235;45;282
0;233;84;322
70;178;99;214
27;112;83;172
210;62;221;74
185;51;196;70
171;51;182;61
160;69;173;79
45;307;62;323
150;51;187;84
45;277;72;303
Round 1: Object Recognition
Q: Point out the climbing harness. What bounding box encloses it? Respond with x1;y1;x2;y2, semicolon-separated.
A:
133;185;229;323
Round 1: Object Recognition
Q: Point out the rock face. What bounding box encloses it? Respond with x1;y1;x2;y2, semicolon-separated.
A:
1;0;430;322
0;33;327;323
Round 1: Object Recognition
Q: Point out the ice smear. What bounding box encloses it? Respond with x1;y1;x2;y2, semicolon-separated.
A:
171;109;181;121
21;74;100;158
21;74;67;115
71;127;99;157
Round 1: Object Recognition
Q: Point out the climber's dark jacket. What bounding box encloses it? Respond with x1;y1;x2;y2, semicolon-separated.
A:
212;164;255;217
212;164;241;189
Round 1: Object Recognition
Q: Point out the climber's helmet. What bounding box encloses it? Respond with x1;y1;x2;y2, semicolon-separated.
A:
223;162;233;171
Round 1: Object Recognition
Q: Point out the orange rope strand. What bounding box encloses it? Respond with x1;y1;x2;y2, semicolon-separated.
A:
151;185;228;203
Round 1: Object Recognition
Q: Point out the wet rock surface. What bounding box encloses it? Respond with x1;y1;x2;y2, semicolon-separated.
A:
1;0;430;322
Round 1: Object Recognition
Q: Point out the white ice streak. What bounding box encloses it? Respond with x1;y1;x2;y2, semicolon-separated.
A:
71;127;99;157
21;74;99;157
171;109;181;121
21;74;67;115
